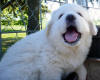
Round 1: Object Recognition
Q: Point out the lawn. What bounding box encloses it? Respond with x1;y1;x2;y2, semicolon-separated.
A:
1;25;26;57
2;33;26;52
1;22;47;55
0;17;48;60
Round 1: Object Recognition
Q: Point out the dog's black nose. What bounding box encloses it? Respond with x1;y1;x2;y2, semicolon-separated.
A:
66;14;75;22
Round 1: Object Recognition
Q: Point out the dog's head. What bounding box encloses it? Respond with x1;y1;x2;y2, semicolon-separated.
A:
46;4;97;52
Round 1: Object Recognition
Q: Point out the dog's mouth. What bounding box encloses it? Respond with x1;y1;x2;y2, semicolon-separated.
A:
63;25;81;44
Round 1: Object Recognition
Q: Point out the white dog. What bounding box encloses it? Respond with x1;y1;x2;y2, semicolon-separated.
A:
0;4;97;80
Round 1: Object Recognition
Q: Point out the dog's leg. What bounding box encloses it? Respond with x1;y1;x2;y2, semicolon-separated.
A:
75;65;87;80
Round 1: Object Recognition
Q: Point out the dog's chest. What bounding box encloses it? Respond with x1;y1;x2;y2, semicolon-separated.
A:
62;56;81;69
50;52;85;72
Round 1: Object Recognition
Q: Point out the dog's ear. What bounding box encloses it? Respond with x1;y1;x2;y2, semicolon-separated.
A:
89;21;98;35
46;20;53;36
45;10;57;36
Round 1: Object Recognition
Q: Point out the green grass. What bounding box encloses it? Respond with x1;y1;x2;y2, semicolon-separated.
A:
1;24;46;55
1;25;26;32
2;33;26;38
2;34;26;52
0;16;48;60
1;25;26;55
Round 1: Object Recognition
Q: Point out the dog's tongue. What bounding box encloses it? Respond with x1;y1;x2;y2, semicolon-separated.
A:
64;30;78;43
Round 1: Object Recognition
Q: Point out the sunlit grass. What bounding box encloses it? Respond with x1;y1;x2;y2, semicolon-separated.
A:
2;33;26;38
1;25;26;54
1;23;46;54
1;25;26;32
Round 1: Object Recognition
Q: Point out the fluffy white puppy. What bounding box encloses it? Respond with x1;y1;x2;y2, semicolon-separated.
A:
0;4;97;80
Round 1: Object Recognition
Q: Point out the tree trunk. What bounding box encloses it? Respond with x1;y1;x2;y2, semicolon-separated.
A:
27;0;40;34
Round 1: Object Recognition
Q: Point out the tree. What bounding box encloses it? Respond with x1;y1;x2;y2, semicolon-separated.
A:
1;0;26;11
1;0;40;34
27;0;40;34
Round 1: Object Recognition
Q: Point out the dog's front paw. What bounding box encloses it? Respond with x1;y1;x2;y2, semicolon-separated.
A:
61;72;78;80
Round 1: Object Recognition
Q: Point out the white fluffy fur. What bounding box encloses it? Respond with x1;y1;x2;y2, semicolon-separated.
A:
0;4;97;80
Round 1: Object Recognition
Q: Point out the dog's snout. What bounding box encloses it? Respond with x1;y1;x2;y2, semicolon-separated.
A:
66;14;75;22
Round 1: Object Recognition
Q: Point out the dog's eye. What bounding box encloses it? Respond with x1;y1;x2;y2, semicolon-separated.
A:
77;12;82;17
58;14;64;19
